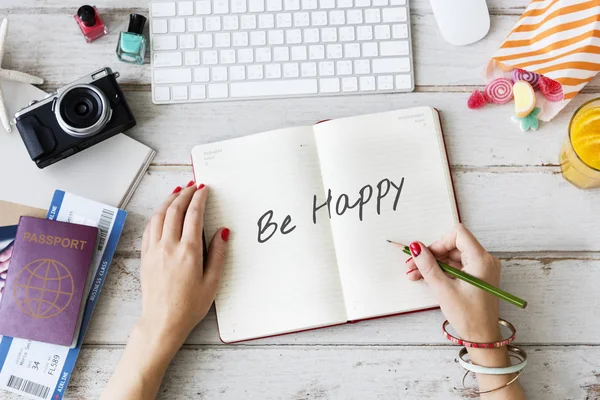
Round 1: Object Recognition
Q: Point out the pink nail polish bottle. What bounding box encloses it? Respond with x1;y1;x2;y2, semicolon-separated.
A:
74;5;108;43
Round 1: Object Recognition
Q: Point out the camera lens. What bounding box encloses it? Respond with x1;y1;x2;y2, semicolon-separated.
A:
55;84;112;138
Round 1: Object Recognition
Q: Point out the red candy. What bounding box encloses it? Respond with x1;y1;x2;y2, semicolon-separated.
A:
539;76;564;102
484;78;514;104
467;90;488;109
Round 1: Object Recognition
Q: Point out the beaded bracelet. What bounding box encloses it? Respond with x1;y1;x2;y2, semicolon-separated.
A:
442;319;516;348
458;346;527;375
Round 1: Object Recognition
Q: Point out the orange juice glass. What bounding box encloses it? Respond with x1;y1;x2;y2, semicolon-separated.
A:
560;98;600;189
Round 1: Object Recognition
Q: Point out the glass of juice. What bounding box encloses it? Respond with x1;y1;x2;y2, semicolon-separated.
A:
560;98;600;189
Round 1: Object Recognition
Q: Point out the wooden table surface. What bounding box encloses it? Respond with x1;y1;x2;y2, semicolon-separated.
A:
3;0;600;398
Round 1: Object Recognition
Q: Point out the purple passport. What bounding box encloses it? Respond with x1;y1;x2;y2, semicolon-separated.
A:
0;217;98;346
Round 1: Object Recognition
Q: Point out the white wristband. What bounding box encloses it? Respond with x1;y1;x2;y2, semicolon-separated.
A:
458;346;527;375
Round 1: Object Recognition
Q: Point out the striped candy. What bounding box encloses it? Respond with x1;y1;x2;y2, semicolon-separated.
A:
484;78;514;104
512;68;540;89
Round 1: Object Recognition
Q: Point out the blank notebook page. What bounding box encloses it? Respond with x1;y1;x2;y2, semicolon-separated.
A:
192;127;347;343
313;107;459;321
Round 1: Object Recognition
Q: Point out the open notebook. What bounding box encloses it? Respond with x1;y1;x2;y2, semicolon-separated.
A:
192;107;459;343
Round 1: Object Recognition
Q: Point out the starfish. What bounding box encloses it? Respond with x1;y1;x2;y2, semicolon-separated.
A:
0;18;44;132
511;107;541;132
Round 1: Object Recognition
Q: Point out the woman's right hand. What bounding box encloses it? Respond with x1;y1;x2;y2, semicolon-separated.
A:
405;223;502;343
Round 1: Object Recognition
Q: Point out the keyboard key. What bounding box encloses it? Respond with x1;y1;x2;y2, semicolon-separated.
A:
178;1;194;15
392;24;409;38
187;17;203;32
320;78;340;92
233;32;249;46
342;76;358;91
339;26;354;41
347;9;363;24
256;47;272;62
355;0;370;6
205;17;221;31
362;42;378;57
208;84;229;98
301;62;317;77
179;34;195;49
194;67;210;81
326;44;342;59
285;0;300;10
380;41;409;56
170;18;185;32
248;65;264;79
230;79;318;97
338;0;352;6
238;48;254;62
268;30;285;44
395;74;412;89
320;0;335;8
328;10;344;25
152;2;176;17
374;25;391;39
220;49;236;63
154;68;192;84
321;27;337;42
283;63;300;77
365;9;380;23
197;33;213;48
302;0;318;9
249;0;265;11
276;13;293;27
344;43;360;58
259;14;275;28
266;0;283;11
184;51;200;65
377;75;394;90
153;35;177;50
294;12;310;27
215;32;231;47
202;50;218;64
372;57;410;73
313;11;328;26
154;86;170;101
172;85;189;100
356;26;373;40
373;0;387;4
359;76;375;91
286;29;302;44
304;28;320;43
266;64;282;78
250;31;267;45
354;59;370;74
232;0;247;12
190;85;206;99
309;45;325;59
291;45;308;60
214;0;229;13
152;19;168;34
241;15;257;29
336;60;352;75
195;0;211;14
223;15;239;30
212;66;228;81
382;7;407;22
230;66;246;80
390;0;406;4
154;51;183;67
318;61;334;76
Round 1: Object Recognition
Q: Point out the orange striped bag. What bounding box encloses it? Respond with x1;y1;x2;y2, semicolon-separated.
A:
484;0;600;121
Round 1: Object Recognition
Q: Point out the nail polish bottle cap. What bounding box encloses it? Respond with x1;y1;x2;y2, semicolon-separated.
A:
77;5;97;27
127;13;147;35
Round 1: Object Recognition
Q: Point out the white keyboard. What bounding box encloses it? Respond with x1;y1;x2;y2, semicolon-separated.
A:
149;0;414;103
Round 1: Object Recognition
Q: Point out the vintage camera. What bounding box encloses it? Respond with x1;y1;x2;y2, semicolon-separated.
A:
15;67;136;168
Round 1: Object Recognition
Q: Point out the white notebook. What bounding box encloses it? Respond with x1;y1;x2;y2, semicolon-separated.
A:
192;107;459;343
0;79;155;209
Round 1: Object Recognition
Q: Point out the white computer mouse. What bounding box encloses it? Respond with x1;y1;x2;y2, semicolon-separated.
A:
428;0;491;46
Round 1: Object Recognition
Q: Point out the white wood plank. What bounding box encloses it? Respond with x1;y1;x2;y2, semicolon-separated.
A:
115;167;600;254
85;257;600;345
3;346;597;399
121;91;596;167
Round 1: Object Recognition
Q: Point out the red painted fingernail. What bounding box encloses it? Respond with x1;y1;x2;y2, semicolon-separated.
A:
197;183;205;190
405;257;412;263
186;180;195;187
409;242;421;257
172;186;182;194
221;228;230;242
406;268;417;275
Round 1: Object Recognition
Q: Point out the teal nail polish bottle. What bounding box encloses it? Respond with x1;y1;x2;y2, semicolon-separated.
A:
116;14;147;65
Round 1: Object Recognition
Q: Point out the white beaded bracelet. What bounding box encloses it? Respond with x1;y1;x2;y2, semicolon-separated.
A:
458;346;527;375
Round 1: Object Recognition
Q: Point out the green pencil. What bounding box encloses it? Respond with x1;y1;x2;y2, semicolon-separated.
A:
387;240;527;309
